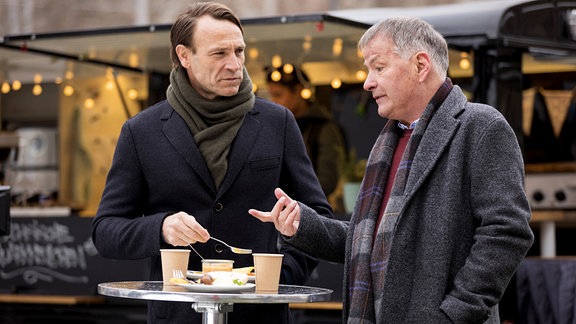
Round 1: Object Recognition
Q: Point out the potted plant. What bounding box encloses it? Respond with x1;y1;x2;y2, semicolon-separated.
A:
340;148;367;214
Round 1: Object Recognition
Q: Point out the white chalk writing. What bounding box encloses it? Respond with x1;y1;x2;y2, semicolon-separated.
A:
0;219;93;285
1;220;74;244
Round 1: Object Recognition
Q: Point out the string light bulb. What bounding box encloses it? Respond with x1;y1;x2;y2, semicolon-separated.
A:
32;84;43;96
1;81;10;94
63;85;75;96
127;89;138;100
355;70;367;81
302;36;312;52
331;78;342;89
459;52;471;70
33;73;42;84
271;55;282;68
129;52;139;68
105;67;115;90
282;64;294;74
11;80;21;91
84;98;95;109
332;38;343;57
300;88;312;100
270;70;282;82
248;48;259;60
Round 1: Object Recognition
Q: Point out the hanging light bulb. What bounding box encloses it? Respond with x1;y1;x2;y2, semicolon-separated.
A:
11;80;21;91
331;78;342;89
84;98;95;109
300;88;312;100
1;81;10;94
54;77;63;85
270;70;281;82
65;70;74;80
252;83;258;93
105;67;115;90
105;79;115;90
459;52;471;70
33;73;42;84
332;38;343;57
271;55;282;68
63;85;75;96
302;35;312;52
355;70;367;81
248;48;259;60
282;64;294;74
129;52;139;68
127;88;139;100
32;84;43;96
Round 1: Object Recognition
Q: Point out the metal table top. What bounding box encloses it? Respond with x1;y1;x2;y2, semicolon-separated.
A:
98;281;333;304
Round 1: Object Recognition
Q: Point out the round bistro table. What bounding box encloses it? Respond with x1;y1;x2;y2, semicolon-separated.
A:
98;281;333;324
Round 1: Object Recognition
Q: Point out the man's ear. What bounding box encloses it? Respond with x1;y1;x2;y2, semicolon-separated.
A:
175;44;190;68
414;51;432;81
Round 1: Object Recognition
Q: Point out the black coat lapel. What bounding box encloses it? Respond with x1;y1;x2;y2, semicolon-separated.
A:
160;105;217;194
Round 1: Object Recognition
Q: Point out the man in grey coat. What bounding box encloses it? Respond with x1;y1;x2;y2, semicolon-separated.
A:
250;17;534;324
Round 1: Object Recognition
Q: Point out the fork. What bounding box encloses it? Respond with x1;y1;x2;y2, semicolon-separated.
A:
189;244;204;260
210;237;252;254
172;269;185;279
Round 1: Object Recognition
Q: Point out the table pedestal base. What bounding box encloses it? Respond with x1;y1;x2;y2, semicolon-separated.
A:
191;302;233;324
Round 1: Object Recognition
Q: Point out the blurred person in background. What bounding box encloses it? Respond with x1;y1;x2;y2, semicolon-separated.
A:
266;65;345;198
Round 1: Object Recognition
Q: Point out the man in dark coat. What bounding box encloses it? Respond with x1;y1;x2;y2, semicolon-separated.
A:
92;3;332;323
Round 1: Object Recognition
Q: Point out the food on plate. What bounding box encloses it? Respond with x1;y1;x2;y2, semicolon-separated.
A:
233;266;255;276
170;277;191;284
201;271;249;286
200;273;214;285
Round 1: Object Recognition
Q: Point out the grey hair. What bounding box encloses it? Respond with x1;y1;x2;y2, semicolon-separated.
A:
358;17;449;79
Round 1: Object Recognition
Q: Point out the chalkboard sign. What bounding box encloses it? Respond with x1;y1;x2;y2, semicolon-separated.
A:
0;216;148;295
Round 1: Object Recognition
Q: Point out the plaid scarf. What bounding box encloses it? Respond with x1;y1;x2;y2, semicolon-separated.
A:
347;79;453;323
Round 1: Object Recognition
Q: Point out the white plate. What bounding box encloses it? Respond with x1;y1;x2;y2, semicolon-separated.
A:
175;281;255;292
187;270;256;282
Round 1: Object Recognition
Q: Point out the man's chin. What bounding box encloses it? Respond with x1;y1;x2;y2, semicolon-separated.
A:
218;87;242;97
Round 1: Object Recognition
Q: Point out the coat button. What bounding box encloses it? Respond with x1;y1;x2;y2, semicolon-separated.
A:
214;202;223;212
214;244;224;253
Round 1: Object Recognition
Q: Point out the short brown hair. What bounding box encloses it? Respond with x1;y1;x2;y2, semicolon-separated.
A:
169;2;244;69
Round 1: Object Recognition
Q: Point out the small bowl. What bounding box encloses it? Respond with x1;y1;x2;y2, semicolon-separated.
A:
201;259;234;273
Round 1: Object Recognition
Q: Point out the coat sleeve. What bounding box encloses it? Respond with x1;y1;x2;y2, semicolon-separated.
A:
91;121;168;260
284;203;348;264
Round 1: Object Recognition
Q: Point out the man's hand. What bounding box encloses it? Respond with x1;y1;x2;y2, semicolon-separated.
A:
162;211;210;246
249;188;300;237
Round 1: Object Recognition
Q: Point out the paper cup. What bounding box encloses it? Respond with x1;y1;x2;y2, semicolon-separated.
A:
253;253;283;293
160;249;190;285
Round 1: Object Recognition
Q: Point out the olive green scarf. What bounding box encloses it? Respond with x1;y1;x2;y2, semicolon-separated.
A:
166;66;255;189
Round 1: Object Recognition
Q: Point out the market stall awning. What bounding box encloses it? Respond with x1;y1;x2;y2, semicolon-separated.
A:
0;14;369;85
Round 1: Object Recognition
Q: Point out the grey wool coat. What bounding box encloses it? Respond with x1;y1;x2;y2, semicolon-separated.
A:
287;85;534;324
92;97;332;324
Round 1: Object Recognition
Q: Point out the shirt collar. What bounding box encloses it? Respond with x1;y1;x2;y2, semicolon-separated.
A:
398;119;419;130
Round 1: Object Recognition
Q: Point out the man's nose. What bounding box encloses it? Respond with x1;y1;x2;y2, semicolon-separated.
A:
363;72;376;92
226;55;242;71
